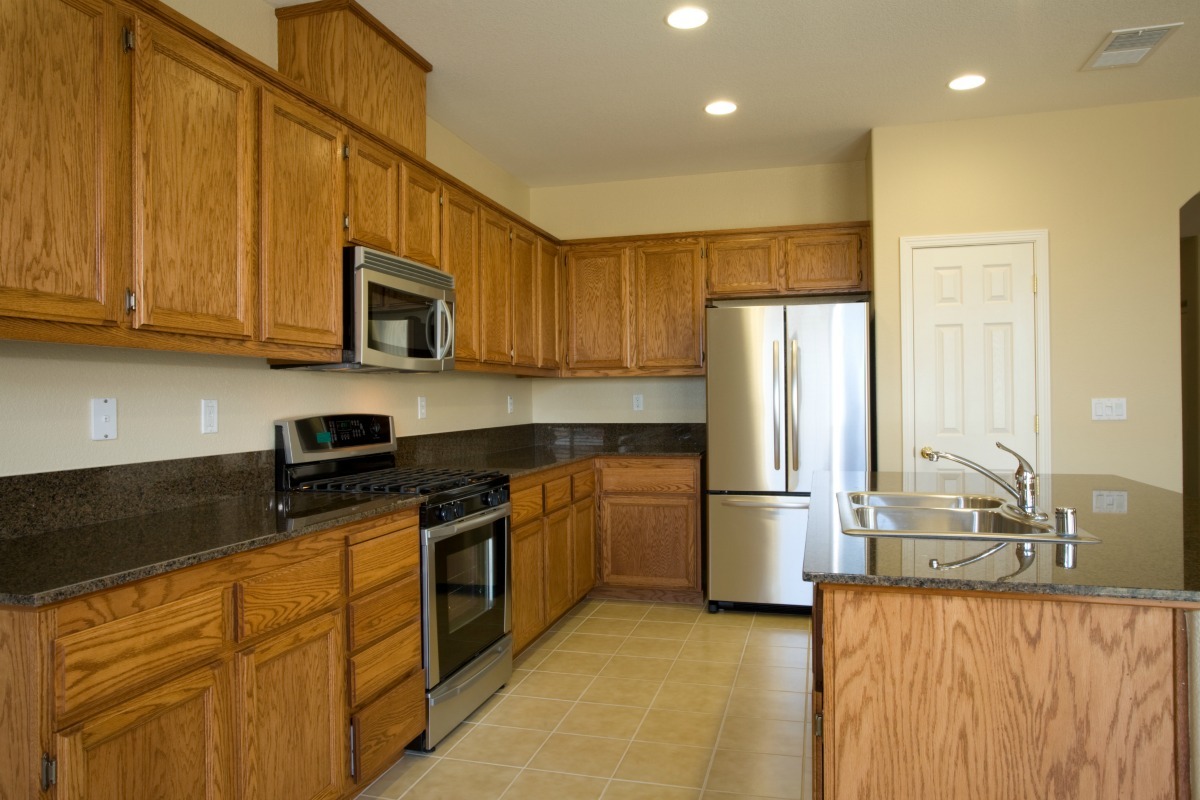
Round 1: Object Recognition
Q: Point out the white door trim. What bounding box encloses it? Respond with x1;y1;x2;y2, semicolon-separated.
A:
899;230;1052;474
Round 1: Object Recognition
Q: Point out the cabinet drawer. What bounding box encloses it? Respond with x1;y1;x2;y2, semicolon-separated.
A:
572;469;595;500
348;619;421;707
599;458;698;494
348;524;419;597
544;476;571;512
352;669;426;783
511;485;544;526
55;587;230;719
347;572;421;652
237;549;343;640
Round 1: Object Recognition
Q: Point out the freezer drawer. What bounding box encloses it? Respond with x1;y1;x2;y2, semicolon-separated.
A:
706;494;812;607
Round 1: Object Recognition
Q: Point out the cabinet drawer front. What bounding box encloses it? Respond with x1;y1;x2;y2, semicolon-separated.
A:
348;620;421;708
55;587;230;719
572;469;595;500
348;572;421;652
237;549;344;640
544;476;571;512
599;459;698;494
352;669;426;783
348;524;419;597
511;486;544;526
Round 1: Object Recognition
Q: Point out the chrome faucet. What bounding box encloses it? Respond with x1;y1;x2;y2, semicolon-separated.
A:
919;442;1047;521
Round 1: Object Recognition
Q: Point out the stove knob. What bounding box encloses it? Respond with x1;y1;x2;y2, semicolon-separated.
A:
435;505;453;523
482;490;498;508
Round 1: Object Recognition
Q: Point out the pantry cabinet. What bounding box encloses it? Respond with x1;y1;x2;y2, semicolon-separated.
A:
345;134;400;253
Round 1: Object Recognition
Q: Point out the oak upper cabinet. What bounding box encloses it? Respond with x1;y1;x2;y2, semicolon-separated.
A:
441;187;481;363
595;457;701;601
510;225;538;368
276;0;431;156
130;18;256;340
634;240;704;372
782;230;865;293
345;134;399;253
260;91;345;348
400;161;442;267
479;209;513;365
536;238;561;370
705;223;870;298
705;235;779;297
564;245;631;372
0;0;120;325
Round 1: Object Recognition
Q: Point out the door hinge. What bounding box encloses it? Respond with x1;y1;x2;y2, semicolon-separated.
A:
1034;414;1040;434
348;722;357;779
343;214;350;231
814;712;823;738
1033;274;1038;294
342;144;350;160
122;27;135;52
125;288;136;314
41;753;57;791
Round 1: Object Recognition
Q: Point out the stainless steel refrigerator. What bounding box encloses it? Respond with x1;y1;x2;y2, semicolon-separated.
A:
705;298;870;610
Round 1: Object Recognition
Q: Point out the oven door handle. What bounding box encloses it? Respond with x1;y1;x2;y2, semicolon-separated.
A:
423;503;512;543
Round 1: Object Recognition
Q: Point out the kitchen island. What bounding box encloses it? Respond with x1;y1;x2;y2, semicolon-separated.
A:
804;471;1200;800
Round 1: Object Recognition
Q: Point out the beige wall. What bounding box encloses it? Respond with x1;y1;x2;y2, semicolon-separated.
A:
529;161;869;240
533;377;706;424
426;119;531;218
161;0;278;67
872;97;1200;491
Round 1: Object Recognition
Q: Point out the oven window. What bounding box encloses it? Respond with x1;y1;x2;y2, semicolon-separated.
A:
366;281;436;358
429;516;508;682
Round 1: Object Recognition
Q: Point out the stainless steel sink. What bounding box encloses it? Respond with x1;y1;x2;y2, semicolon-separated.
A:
836;491;1100;543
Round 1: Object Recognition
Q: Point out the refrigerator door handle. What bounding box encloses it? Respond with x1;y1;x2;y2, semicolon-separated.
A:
773;340;782;471
720;498;811;510
790;339;801;471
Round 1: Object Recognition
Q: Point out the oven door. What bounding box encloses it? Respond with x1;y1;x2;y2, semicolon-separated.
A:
354;264;454;372
422;504;510;688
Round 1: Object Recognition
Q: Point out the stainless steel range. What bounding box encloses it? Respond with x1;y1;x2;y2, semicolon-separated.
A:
275;413;513;750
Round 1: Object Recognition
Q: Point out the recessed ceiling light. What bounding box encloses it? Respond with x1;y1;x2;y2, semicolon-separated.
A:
705;100;737;115
948;74;986;91
667;6;708;29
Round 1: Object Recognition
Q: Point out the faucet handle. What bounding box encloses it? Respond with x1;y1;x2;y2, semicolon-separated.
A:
995;442;1034;479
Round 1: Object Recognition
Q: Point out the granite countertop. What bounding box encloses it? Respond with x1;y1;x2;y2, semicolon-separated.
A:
0;432;705;608
803;471;1200;603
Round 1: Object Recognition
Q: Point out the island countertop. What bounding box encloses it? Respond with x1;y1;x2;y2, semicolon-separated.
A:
803;471;1200;603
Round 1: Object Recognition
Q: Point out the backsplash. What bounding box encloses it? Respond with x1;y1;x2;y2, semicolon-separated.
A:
0;423;704;539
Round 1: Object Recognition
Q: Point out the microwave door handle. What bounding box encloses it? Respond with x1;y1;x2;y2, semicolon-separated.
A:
436;299;453;359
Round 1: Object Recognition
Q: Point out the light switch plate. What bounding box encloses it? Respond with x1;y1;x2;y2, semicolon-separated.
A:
632;394;644;412
1092;490;1128;513
90;397;117;440
201;399;218;434
1090;397;1128;420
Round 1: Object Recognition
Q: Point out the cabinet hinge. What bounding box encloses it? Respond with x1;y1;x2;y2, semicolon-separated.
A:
814;712;823;738
122;27;135;52
342;144;350;160
125;288;136;314
700;246;707;259
343;214;350;231
41;753;57;791
348;722;357;779
439;192;444;206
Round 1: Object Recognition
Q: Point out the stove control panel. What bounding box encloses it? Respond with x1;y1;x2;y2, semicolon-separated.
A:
276;414;396;464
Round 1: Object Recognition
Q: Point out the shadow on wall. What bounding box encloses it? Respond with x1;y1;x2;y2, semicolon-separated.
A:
1180;192;1200;496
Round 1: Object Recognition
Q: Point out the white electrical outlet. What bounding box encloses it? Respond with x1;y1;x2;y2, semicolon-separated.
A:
417;396;427;420
90;397;117;440
632;393;644;412
1090;398;1127;420
507;395;514;414
201;399;218;434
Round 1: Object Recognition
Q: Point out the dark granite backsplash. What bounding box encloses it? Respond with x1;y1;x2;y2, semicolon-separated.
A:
1;423;704;539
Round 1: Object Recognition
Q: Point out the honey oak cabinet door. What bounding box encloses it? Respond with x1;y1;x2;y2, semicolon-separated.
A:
441;187;481;363
782;231;864;293
571;496;596;601
511;520;546;652
56;661;234;800
400;161;441;267
511;224;538;368
237;610;347;800
544;506;573;621
260;92;344;347
634;240;704;371
131;19;255;339
346;134;399;253
479;209;512;365
565;246;631;371
536;238;561;371
705;235;780;297
0;0;120;325
598;494;699;591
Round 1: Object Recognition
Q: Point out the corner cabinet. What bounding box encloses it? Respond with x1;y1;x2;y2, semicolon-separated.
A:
594;456;702;603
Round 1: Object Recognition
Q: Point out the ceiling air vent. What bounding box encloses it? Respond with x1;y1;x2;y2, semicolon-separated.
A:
1083;23;1183;70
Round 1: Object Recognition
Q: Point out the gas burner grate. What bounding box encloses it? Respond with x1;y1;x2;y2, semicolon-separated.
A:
307;467;506;495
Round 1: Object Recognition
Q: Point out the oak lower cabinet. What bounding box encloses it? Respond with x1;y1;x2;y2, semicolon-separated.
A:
595;456;701;602
816;584;1185;800
511;519;548;653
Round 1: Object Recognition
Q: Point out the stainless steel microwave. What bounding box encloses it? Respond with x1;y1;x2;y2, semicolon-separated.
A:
282;247;455;373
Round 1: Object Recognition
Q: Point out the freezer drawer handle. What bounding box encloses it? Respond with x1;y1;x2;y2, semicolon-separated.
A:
721;498;810;510
773;340;782;471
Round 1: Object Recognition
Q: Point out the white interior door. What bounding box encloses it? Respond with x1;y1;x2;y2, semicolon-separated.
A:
902;236;1048;491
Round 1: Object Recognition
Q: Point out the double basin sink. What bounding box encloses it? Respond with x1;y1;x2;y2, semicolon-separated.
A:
837;491;1099;543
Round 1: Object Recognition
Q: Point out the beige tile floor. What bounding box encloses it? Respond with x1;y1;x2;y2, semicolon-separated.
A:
356;599;814;800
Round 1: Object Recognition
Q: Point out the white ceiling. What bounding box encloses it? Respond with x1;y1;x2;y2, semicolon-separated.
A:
269;0;1200;187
